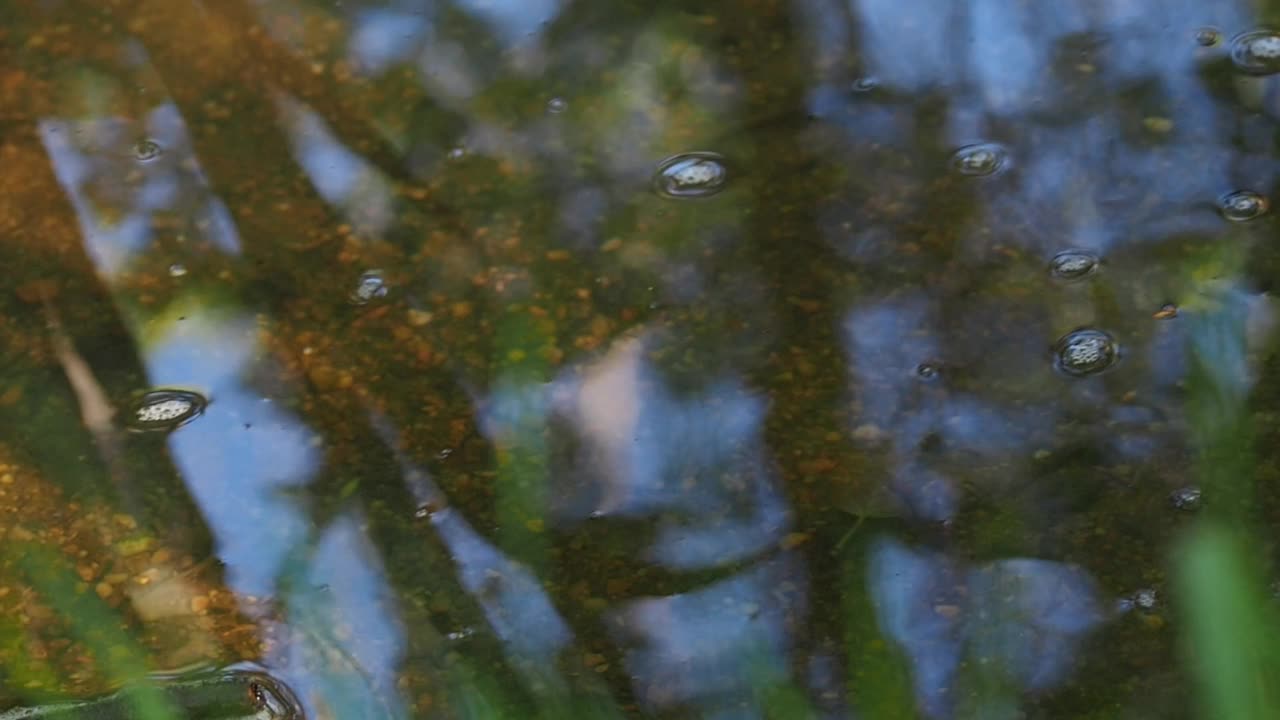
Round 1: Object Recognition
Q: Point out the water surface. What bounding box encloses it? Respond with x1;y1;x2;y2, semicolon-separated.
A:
2;1;1280;718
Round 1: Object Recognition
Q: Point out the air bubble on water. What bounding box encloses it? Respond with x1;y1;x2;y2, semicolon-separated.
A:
1231;30;1280;73
915;362;941;380
1194;27;1222;47
950;143;1008;177
126;389;208;432
1115;587;1160;615
547;97;568;113
1132;588;1158;611
1048;250;1099;281
349;270;388;305
653;152;729;199
168;263;187;278
1170;486;1202;511
132;139;163;162
446;627;476;641
1053;328;1119;377
851;77;879;93
1219;190;1268;221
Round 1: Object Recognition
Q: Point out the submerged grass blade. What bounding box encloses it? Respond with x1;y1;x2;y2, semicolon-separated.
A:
1177;283;1280;720
12;543;176;720
841;528;916;719
1177;523;1280;720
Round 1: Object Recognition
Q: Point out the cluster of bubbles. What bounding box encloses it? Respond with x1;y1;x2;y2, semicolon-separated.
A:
643;27;1275;382
126;389;208;432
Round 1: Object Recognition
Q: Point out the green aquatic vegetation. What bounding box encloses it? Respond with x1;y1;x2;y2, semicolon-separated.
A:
840;525;915;718
491;308;556;568
1175;285;1280;720
7;545;170;720
1177;524;1280;720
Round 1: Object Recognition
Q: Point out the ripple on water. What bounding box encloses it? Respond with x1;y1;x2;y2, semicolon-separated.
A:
653;152;729;198
1218;190;1269;221
126;389;208;432
1048;250;1100;281
1231;30;1280;74
1053;328;1119;377
949;143;1009;177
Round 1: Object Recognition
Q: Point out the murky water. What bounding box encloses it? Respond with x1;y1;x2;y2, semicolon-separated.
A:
2;1;1280;718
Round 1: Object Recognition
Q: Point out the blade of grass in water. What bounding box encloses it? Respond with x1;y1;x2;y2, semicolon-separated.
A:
11;543;177;720
1176;287;1280;720
1177;524;1279;720
841;526;915;719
